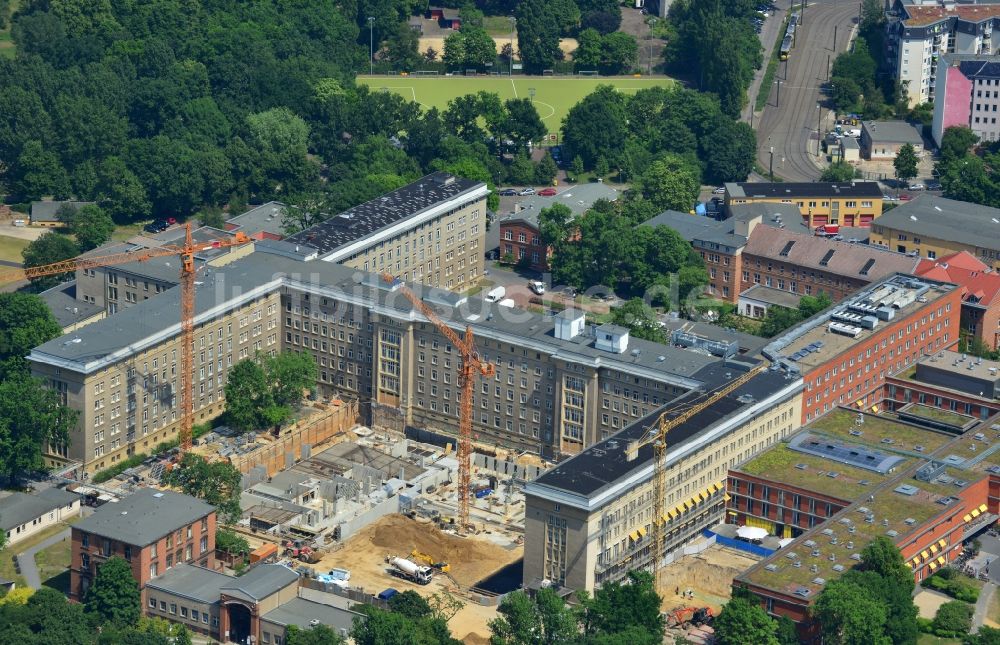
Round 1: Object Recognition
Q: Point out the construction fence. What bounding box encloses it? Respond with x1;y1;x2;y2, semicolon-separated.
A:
230;399;360;477
702;529;775;558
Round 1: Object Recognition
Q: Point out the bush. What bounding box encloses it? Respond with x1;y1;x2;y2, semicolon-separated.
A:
932;600;973;637
922;571;980;603
92;453;148;483
916;616;933;633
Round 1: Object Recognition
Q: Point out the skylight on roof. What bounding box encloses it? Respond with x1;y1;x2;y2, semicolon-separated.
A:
779;241;795;257
819;250;836;266
859;259;876;276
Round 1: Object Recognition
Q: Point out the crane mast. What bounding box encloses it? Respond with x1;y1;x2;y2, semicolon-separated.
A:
382;274;495;530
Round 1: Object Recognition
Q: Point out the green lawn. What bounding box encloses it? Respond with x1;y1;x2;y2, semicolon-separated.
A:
0;1;17;59
902;404;972;427
918;635;962;645
0;235;29;264
111;222;147;243
35;534;71;593
482;15;517;37
0;517;80;588
357;75;675;136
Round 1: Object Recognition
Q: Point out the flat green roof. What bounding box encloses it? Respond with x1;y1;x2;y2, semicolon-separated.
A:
809;409;953;454
738;444;897;501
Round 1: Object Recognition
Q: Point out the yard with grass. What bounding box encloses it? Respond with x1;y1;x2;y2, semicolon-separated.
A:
738;443;893;500
809;409;953;454
111;222;147;243
35;534;72;593
902;404;973;428
357;75;675;137
917;635;962;645
0;235;28;264
0;516;80;588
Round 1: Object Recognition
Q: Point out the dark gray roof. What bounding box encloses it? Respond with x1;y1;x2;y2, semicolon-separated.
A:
73;488;214;545
253;238;319;261
940;53;1000;79
641;211;747;250
739;285;805;309
0;488;80;531
220;564;299;601
30;201;94;222
30;248;732;392
528;363;795;502
225;201;287;237
658;318;769;357
286;172;485;256
873;194;1000;251
145;563;231;603
727;181;882;199
38;281;103;328
862;120;924;145
500;183;620;229
262;597;362;634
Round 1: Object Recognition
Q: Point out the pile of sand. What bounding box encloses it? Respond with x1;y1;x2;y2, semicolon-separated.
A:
348;514;519;587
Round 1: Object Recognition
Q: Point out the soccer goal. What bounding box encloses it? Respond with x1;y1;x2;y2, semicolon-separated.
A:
577;70;599;76
542;69;555;76
413;70;440;76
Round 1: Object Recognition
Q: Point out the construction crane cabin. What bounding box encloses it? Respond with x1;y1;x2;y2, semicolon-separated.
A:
381;273;495;531
0;223;253;452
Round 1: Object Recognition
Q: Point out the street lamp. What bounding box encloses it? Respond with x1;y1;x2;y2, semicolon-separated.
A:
775;78;782;108
508;16;516;76
769;146;775;182
648;18;657;75
368;17;375;76
529;87;536;103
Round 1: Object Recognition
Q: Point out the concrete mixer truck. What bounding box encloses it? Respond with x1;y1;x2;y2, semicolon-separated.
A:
386;555;433;585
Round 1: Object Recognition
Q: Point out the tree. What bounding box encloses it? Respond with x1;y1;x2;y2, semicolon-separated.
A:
0;373;77;484
601;32;638;74
388;590;432;619
706;119;756;182
894;143;919;184
223;351;316;433
610;299;667;343
516;0;563;73
352;604;461;645
71;205;116;252
0;293;62;380
933;601;973;637
247;108;310;158
820;161;859;182
161;453;242;523
798;293;833;318
442;31;467;68
571;156;584;178
22;233;80;290
580;570;663;643
281;193;331;234
462;28;498;68
501;98;546;152
714;596;779;645
759;306;803;338
939;126;980;163
535;154;558;185
634;155;700;211
490;588;576;645
13;140;71;201
384;21;422;72
561;85;628;168
537;203;573;247
574;28;603;69
286;623;346;645
814;579;890;645
829;76;863;113
215;528;250;557
85;556;141;629
967;625;1000;645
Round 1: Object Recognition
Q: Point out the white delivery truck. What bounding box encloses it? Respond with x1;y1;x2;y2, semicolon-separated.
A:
484;286;506;303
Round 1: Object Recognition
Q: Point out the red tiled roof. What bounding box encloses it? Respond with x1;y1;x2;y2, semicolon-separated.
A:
916;252;1000;307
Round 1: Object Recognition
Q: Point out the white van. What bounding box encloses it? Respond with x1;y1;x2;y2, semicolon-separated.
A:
484;286;506;303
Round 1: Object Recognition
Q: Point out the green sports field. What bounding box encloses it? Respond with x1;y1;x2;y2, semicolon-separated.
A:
357;75;675;136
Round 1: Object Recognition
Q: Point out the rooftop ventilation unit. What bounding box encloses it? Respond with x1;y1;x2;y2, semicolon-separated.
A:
828;322;863;338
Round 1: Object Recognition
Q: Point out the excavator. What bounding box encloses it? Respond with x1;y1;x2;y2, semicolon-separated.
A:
410;549;450;573
665;606;714;628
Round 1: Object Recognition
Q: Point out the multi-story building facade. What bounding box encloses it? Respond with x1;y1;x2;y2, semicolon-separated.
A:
640;210;757;304
734;407;1000;637
763;273;962;424
740;226;921;303
70;488;217;603
916;251;1000;350
522;363;803;593
870;194;1000;271
30;247;749;473
286;172;488;292
882;349;1000;421
887;0;1000;107
723;182;883;230
932;54;1000;145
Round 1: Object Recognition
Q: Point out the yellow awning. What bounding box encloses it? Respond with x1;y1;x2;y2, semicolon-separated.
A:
921;550;930;560
972;508;981;518
856;400;864;408
683;501;691;510
980;504;989;513
667;509;677;519
929;561;938;570
629;530;639;541
937;556;946;565
905;561;912;569
911;557;921;567
710;482;721;493
930;545;938;554
724;494;731;501
964;514;973;523
938;539;948;548
871;405;879;413
697;491;706;502
637;526;647;537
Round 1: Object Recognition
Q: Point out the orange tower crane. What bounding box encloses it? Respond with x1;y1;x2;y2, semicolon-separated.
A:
1;223;252;451
629;363;765;587
381;273;495;529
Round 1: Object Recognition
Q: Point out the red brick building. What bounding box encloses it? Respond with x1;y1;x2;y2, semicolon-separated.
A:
732;408;1000;638
763;274;961;425
500;217;549;272
740;227;921;304
70;488;217;602
916;251;1000;351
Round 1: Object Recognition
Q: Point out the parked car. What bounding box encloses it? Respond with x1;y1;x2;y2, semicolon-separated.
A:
518;188;535;196
529;280;546;295
712;187;726;194
926;181;941;191
144;219;170;233
882;193;899;201
899;193;913;201
498;188;517;196
538;187;557;196
907;183;924;191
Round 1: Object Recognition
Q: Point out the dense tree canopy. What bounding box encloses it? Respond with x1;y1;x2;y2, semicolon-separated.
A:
85;556;141;629
0;372;77;484
161;453;242;523
0;293;62;379
224;351;317;433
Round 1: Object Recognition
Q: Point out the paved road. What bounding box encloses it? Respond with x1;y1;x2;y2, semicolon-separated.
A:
755;0;860;181
975;581;996;629
16;527;70;589
743;0;794;126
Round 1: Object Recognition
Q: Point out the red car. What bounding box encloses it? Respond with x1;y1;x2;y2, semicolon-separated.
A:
538;187;558;196
899;194;913;201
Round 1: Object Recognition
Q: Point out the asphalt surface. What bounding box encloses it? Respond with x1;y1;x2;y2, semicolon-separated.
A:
743;0;793;126
16;527;70;589
754;0;861;181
